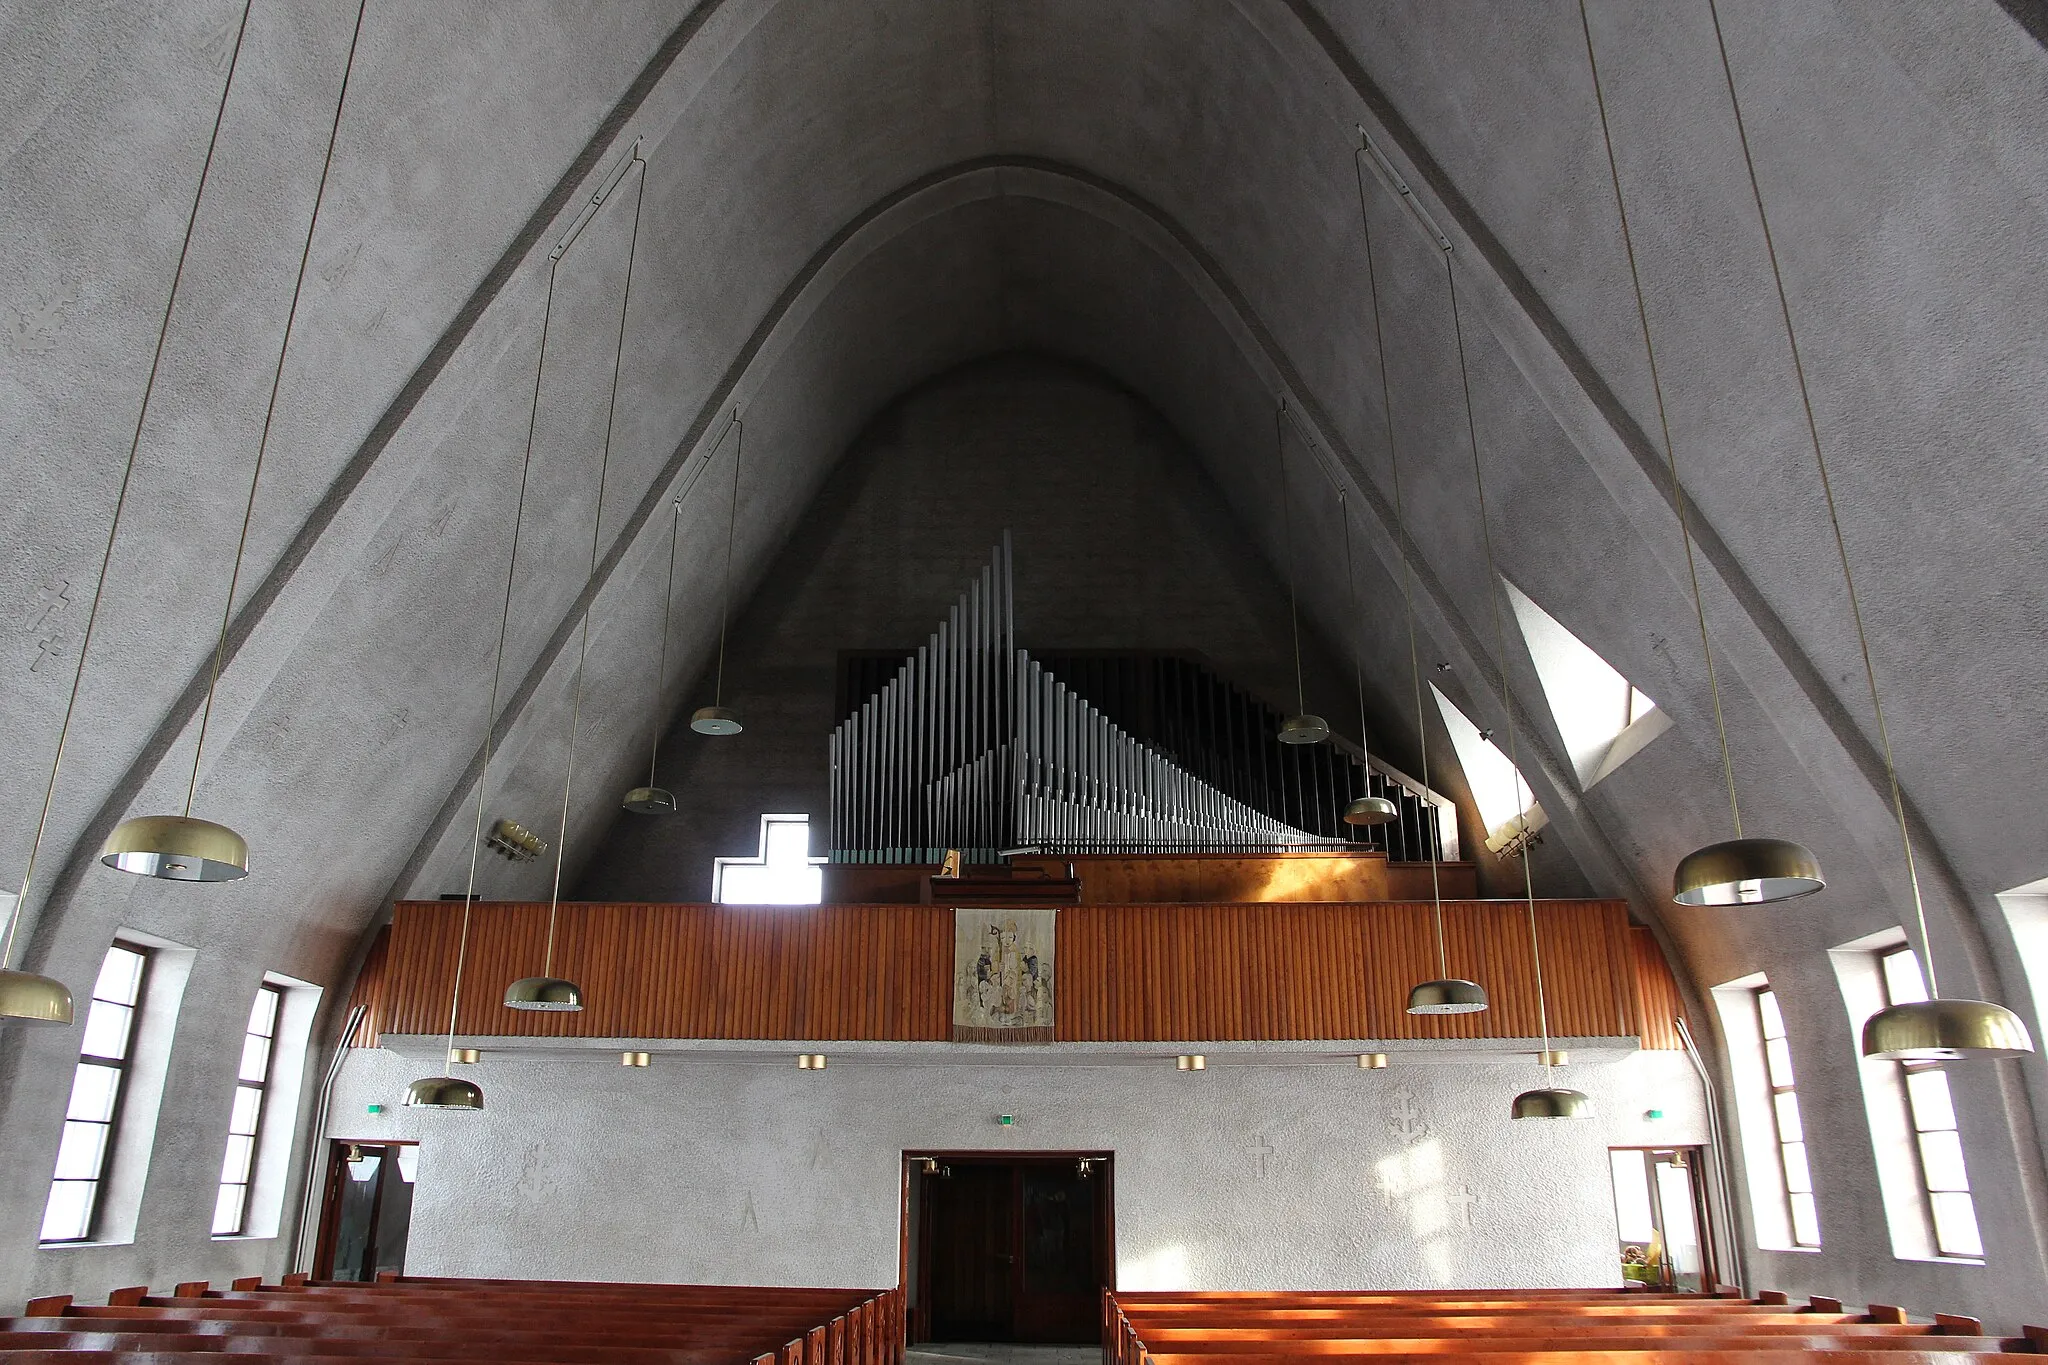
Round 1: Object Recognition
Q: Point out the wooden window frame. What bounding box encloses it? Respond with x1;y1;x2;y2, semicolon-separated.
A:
1753;985;1818;1248
213;981;284;1237
1877;945;1982;1260
42;940;153;1245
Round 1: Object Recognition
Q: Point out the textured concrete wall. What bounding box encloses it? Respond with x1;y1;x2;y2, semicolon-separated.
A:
327;1044;1706;1293
575;355;1515;903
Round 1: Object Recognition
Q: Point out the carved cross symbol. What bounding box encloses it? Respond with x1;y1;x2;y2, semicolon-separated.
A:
1446;1184;1479;1229
1387;1089;1426;1144
26;579;72;632
31;632;70;674
1250;1135;1275;1178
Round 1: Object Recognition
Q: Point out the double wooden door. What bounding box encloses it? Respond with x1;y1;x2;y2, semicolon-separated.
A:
915;1155;1111;1344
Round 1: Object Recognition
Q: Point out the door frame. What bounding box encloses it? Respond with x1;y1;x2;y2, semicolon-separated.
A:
312;1139;418;1281
900;1150;1115;1344
1606;1145;1715;1292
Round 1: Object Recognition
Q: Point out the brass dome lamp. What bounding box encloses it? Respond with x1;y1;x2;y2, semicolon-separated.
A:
1;4;284;1021
1348;157;1488;1021
507;149;652;1015
1337;489;1399;827
691;413;747;736
107;4;376;886
1271;405;1328;747
1689;0;2030;1060
624;495;690;815
404;1075;484;1111
1578;1;1820;908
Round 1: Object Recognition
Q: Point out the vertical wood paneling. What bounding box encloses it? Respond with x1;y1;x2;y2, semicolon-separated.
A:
360;898;1641;1045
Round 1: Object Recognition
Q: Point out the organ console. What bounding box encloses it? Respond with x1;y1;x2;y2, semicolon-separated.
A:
828;537;1445;864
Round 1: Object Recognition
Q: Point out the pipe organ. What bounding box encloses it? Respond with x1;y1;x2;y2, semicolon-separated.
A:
829;538;1445;863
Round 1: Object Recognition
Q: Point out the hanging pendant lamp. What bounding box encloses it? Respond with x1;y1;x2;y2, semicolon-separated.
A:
1688;1;2029;1059
507;150;650;1014
4;4;270;1020
105;3;372;883
1579;4;1820;909
691;413;746;736
1272;406;1329;746
623;495;687;814
1350;144;1487;1018
1338;491;1399;827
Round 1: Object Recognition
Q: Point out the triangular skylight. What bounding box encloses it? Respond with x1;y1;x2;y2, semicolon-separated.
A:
1429;683;1542;854
1505;581;1669;788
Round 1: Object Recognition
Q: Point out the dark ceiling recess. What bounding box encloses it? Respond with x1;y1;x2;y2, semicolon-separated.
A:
835;649;1443;861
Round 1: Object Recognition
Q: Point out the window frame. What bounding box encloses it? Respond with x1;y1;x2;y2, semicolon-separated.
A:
213;981;285;1237
1876;945;1983;1260
1753;985;1819;1249
42;940;154;1245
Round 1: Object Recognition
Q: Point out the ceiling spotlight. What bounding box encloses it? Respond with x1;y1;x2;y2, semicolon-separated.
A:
1358;1052;1389;1069
621;1051;651;1067
1672;837;1824;907
1406;978;1489;1015
1176;1054;1206;1071
797;1053;827;1070
446;1047;481;1065
101;815;248;882
404;1076;484;1111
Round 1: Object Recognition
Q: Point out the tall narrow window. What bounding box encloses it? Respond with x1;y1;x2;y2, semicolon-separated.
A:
1754;986;1819;1247
214;983;284;1236
1878;946;1982;1259
42;941;152;1244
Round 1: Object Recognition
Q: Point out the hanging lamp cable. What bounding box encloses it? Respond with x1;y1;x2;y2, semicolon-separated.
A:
541;153;650;977
1340;491;1373;772
1704;0;1935;989
711;411;745;709
0;1;256;974
1276;403;1309;718
1579;0;1743;839
187;0;368;819
1351;144;1447;972
646;498;684;788
1445;258;1554;1075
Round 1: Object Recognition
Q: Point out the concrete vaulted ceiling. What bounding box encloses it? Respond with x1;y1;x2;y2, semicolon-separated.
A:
5;0;2048;1295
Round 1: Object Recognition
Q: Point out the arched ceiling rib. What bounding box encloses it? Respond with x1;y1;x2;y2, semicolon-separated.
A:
5;3;2048;1208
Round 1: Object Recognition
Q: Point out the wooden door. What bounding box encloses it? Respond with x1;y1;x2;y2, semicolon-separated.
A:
927;1164;1016;1339
313;1142;416;1281
1014;1164;1101;1342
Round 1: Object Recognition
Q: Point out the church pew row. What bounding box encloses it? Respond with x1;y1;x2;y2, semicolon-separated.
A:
1104;1291;2040;1365
2;1279;904;1365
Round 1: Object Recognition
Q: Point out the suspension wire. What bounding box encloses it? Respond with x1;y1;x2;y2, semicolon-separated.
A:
188;0;368;817
1;2;256;972
1705;0;1936;990
1580;0;1743;838
1276;403;1308;717
1352;146;1447;974
711;411;745;708
647;497;684;787
1445;260;1553;1074
543;154;649;976
1340;490;1373;770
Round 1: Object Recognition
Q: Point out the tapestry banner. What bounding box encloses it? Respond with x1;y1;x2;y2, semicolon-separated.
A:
951;907;1056;1043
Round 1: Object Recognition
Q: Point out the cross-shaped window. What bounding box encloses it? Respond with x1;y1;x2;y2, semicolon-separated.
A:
714;814;825;905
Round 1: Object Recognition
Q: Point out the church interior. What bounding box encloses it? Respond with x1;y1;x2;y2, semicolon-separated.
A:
4;0;2048;1357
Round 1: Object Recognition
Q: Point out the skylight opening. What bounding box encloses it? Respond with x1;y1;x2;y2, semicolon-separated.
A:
1429;684;1541;853
714;814;825;905
1505;581;1668;787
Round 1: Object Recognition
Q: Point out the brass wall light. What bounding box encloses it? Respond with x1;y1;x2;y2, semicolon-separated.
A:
1350;151;1487;1019
691;413;747;736
1579;3;1820;909
1176;1054;1206;1071
1358;1052;1389;1069
797;1053;828;1070
1690;0;2031;1058
621;1051;651;1067
447;1047;481;1065
508;147;653;1015
1272;405;1329;746
105;4;371;882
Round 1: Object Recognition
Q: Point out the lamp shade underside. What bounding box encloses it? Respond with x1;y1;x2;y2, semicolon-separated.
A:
1277;714;1329;745
101;815;249;882
1672;837;1823;907
1861;998;2034;1061
0;968;74;1025
404;1076;484;1110
690;706;743;736
1343;795;1401;826
1512;1086;1593;1119
503;976;584;1012
1407;978;1489;1015
622;786;677;814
